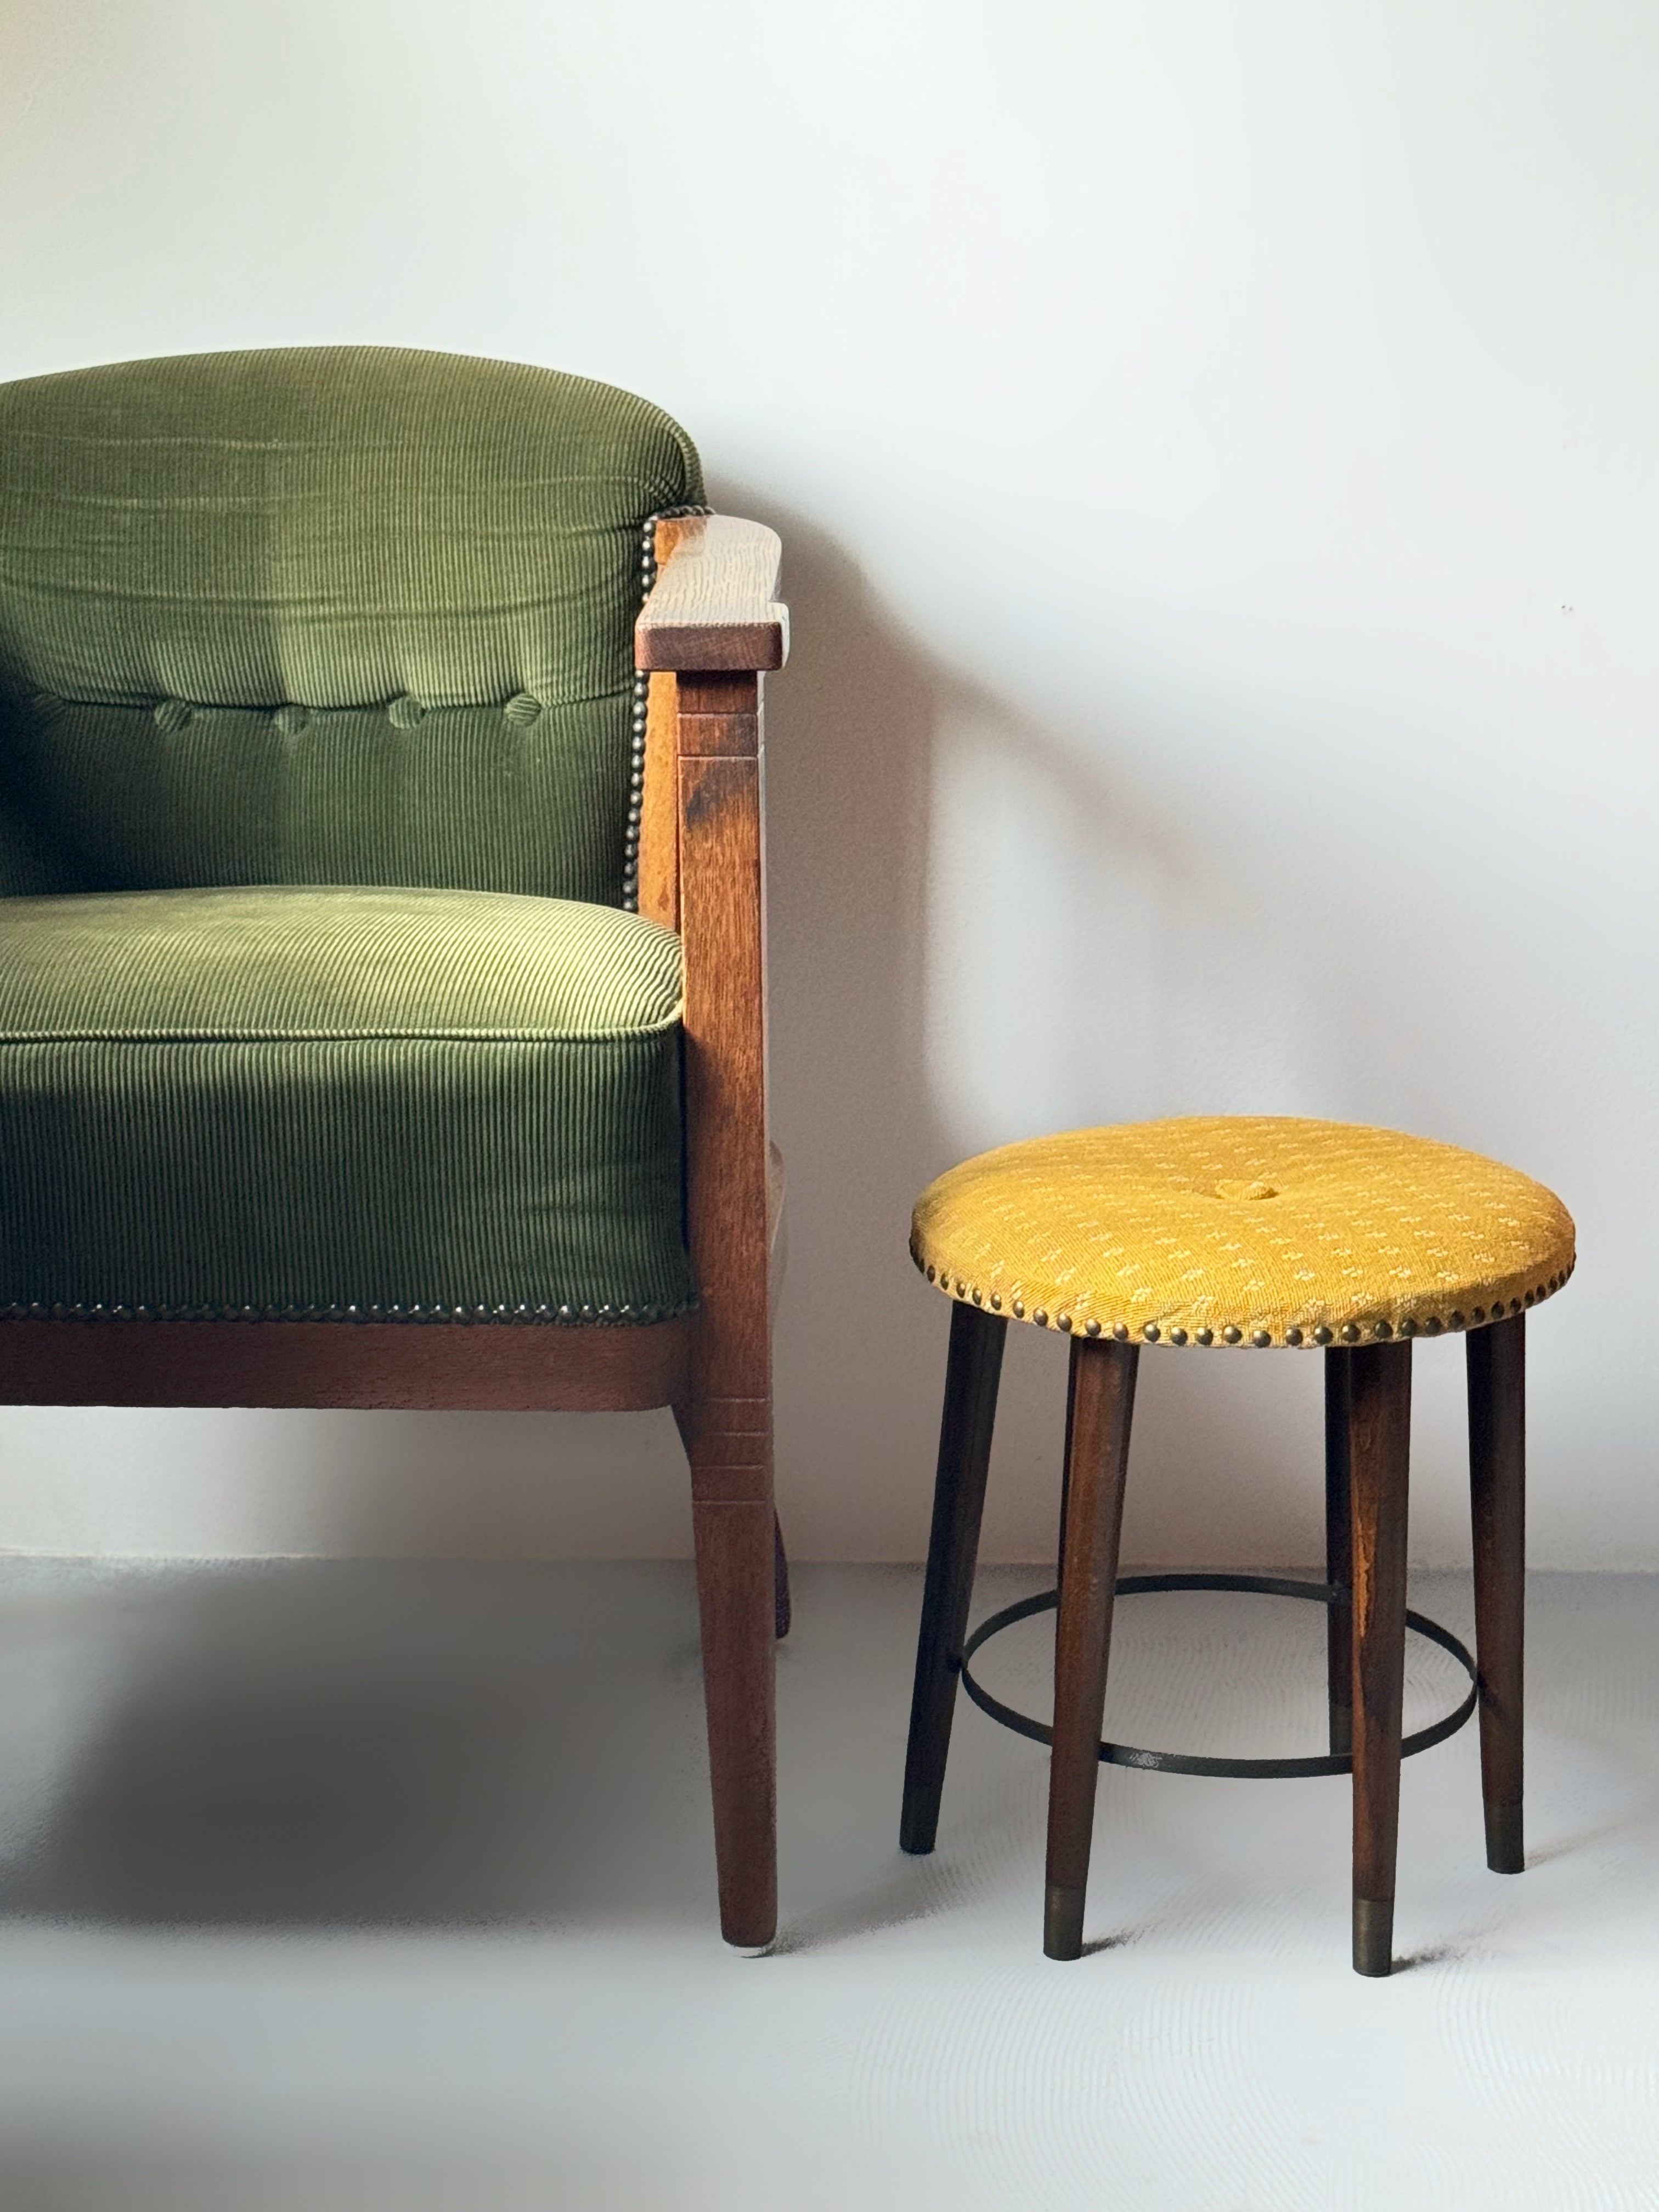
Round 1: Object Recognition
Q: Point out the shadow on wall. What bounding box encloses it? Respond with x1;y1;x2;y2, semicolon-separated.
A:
246;489;1345;1567
715;483;1332;1571
290;489;1353;1557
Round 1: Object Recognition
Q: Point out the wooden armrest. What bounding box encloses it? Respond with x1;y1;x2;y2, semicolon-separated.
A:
635;515;788;673
652;530;780;1498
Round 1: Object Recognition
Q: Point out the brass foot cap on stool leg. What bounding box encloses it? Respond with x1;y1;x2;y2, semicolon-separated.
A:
1485;1800;1524;1875
1353;1897;1394;1978
1044;1882;1086;1960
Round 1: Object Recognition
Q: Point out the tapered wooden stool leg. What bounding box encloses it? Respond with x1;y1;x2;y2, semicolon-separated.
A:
1468;1315;1526;1874
901;1302;1008;1854
1325;1348;1355;1758
1348;1339;1413;1977
1054;1338;1086;1590
1044;1336;1138;1961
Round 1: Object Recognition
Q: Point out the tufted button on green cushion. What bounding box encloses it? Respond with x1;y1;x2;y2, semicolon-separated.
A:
0;346;704;902
0;885;692;1321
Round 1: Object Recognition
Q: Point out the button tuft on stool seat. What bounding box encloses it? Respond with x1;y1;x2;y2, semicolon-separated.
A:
910;1115;1573;1350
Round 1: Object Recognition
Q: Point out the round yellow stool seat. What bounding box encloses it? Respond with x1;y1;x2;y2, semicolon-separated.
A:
910;1115;1575;1348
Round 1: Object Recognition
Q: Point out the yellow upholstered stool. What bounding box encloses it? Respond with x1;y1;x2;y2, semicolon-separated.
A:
899;1116;1575;1977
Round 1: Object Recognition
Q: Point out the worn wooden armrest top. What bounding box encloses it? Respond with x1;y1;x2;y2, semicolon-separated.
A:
635;514;788;673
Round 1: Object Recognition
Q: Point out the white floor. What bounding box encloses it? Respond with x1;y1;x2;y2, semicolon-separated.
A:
0;1559;1656;2211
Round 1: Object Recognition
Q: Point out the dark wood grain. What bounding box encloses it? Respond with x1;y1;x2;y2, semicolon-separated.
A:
0;1314;690;1411
1056;1335;1080;1590
900;1301;1008;1855
1325;1347;1355;1757
1044;1336;1139;1961
635;516;787;673
692;1496;777;1945
678;675;769;1413
674;662;778;1945
1348;1339;1413;1977
1468;1314;1526;1873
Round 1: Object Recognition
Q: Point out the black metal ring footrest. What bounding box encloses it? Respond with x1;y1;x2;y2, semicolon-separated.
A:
958;1572;1478;1780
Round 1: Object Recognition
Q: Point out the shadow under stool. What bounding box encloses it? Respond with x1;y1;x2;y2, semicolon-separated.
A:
898;1116;1576;1977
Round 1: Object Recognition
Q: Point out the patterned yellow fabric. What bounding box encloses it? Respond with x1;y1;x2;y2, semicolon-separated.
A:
910;1118;1575;1348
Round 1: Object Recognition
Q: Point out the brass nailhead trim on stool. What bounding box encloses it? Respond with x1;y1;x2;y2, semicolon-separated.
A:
909;1120;1575;1356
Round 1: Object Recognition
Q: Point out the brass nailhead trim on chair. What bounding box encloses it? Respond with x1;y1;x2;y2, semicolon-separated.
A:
1;1299;693;1325
623;504;713;912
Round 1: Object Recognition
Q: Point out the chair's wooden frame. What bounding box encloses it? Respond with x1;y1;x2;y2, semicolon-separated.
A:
0;512;789;1949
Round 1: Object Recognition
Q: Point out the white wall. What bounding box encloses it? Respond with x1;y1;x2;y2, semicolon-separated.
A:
2;1;1655;1566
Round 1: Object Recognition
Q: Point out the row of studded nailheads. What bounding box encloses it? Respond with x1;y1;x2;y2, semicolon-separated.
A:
144;696;546;736
622;504;712;913
918;1258;1574;1343
1;1299;694;1325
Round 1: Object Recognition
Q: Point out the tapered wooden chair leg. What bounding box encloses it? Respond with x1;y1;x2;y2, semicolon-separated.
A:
1348;1339;1413;1977
1325;1348;1355;1758
692;1493;778;1948
1044;1336;1138;1961
901;1302;1008;1854
774;1511;792;1640
1468;1315;1526;1873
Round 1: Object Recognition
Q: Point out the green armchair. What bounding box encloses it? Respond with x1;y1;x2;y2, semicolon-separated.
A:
0;347;787;1945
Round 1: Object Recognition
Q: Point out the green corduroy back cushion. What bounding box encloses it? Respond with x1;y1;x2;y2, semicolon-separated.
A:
0;347;704;901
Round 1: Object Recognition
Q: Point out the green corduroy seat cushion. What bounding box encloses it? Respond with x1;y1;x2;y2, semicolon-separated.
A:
0;347;704;901
0;887;693;1321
